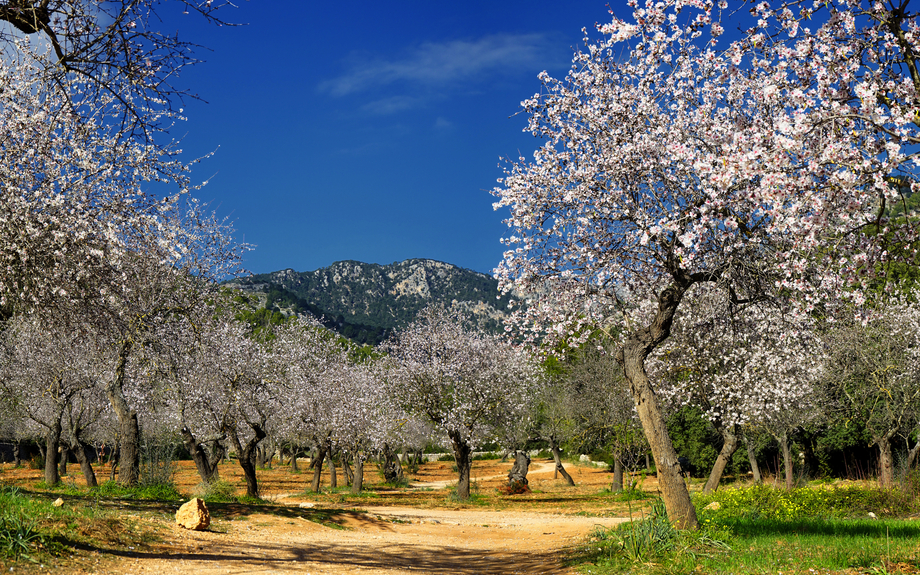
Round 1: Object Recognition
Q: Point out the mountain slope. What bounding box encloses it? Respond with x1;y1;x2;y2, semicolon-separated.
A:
226;259;511;343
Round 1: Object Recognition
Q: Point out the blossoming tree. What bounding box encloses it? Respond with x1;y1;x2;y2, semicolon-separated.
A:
382;305;542;500
493;0;920;527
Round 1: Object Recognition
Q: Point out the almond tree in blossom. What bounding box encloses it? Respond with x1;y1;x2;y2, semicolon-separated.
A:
0;1;235;316
821;295;920;487
650;285;825;492
493;1;919;528
79;203;244;486
272;317;356;493
0;314;108;486
382;305;542;500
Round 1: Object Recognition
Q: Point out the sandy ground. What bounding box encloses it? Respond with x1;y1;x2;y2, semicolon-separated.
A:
3;457;641;574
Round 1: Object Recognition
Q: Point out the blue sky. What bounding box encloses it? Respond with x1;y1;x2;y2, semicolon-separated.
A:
168;1;625;275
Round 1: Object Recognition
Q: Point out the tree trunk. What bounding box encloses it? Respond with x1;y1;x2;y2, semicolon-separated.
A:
618;338;698;527
181;426;221;484
550;438;575;486
109;444;119;481
703;424;739;493
613;284;698;529
876;432;896;488
291;448;300;472
449;431;473;500
59;444;69;476
906;431;920;472
311;444;327;493
612;457;624;492
381;442;404;484
352;456;365;494
230;423;266;498
646;452;651;472
44;422;61;486
66;421;98;488
342;454;354;486
12;440;21;467
779;432;794;490
328;451;337;488
507;450;530;487
745;434;762;483
106;341;140;485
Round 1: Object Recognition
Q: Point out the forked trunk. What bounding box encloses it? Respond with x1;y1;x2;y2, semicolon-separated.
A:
616;285;698;530
550;439;574;486
703;424;739;493
181;426;221;484
449;431;473;500
230;423;266;498
745;434;761;483
66;421;97;488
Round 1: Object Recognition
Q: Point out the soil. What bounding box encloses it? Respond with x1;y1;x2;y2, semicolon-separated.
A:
1;457;649;574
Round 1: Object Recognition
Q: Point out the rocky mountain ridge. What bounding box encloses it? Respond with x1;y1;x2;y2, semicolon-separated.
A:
227;259;512;343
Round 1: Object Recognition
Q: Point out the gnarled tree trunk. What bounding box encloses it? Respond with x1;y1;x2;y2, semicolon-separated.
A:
549;437;574;486
703;423;739;493
507;450;530;487
106;341;140;485
381;442;404;484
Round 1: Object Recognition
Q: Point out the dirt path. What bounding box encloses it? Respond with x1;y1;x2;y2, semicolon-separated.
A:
3;458;639;574
96;504;627;575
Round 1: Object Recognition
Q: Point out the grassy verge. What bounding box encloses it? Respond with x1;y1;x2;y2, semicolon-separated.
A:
0;485;165;572
570;483;920;575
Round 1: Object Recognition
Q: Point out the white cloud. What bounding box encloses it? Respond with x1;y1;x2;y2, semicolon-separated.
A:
319;33;558;98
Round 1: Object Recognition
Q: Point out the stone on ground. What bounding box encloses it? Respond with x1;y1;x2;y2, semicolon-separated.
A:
176;498;211;531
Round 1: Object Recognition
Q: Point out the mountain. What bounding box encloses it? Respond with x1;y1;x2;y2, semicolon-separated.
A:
226;259;512;345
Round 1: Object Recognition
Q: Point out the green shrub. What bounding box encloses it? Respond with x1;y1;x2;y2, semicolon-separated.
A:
193;480;238;503
28;455;44;470
437;453;455;462
695;483;918;521
92;480;183;501
472;452;501;461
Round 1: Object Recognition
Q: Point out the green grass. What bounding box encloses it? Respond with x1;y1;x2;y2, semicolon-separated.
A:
571;483;920;575
91;480;184;501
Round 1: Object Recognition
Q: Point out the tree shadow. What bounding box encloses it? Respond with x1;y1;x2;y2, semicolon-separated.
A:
85;538;568;574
